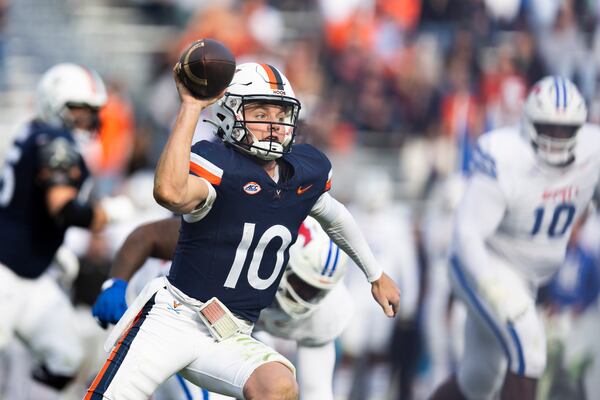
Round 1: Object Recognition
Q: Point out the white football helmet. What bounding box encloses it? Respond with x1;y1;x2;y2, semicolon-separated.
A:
36;63;107;130
523;76;587;166
276;216;348;319
205;62;301;161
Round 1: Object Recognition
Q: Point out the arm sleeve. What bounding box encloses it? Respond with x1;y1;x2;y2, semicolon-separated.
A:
310;192;383;282
296;342;336;400
451;173;507;280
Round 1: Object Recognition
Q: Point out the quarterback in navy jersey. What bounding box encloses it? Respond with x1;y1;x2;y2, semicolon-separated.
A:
0;63;133;393
87;62;400;400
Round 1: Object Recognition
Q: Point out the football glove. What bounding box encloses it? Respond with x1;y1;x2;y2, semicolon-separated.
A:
478;275;530;323
92;278;128;328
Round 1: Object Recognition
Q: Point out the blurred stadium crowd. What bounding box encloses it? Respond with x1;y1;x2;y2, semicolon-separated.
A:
2;0;600;399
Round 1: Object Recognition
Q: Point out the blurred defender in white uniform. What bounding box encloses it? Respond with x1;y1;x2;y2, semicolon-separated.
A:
340;170;420;400
431;76;600;400
420;174;467;394
93;216;353;400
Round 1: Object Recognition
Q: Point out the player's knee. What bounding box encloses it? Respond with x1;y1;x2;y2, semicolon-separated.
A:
245;377;298;400
271;375;298;400
244;363;298;400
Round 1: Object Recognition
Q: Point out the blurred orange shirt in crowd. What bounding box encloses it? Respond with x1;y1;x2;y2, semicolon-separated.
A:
97;91;134;175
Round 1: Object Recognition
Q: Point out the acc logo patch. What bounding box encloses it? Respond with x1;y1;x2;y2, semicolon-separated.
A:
243;182;262;195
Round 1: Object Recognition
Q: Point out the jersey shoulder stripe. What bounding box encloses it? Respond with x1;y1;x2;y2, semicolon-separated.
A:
189;141;227;186
190;152;223;185
471;144;497;179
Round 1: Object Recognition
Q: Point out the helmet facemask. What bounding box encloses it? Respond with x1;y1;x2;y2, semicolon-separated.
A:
218;94;300;161
276;266;330;319
527;122;580;166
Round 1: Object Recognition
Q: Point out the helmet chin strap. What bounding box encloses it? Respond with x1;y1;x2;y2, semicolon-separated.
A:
245;127;285;160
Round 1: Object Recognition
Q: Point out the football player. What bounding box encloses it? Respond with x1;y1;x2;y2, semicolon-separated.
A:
92;216;352;400
85;62;400;400
0;63;132;392
430;76;600;400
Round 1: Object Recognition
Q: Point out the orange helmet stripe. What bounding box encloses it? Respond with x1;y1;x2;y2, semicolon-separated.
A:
260;63;284;91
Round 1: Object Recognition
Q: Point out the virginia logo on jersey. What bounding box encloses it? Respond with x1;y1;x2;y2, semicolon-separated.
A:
243;182;262;195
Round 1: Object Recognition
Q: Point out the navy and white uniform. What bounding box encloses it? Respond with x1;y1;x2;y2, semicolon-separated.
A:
0;120;89;377
87;141;339;400
0;120;89;278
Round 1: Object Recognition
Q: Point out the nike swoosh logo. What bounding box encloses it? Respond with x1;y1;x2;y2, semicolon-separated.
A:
296;184;314;195
173;301;182;309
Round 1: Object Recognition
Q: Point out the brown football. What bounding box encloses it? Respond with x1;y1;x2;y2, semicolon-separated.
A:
177;38;236;99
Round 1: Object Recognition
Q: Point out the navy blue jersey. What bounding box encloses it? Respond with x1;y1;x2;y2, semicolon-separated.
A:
168;141;332;322
0;120;89;278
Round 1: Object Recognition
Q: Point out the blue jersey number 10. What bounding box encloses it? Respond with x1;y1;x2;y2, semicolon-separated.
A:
530;203;576;237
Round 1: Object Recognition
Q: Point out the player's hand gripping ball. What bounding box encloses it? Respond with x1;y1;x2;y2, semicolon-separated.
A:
176;38;236;99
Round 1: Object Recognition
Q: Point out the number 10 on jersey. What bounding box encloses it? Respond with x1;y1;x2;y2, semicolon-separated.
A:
224;223;293;290
530;203;576;237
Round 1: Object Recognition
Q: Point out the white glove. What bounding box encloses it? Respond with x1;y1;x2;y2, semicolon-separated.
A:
100;195;136;223
478;274;531;323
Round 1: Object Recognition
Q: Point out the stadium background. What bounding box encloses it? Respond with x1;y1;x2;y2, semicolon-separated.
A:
1;0;600;399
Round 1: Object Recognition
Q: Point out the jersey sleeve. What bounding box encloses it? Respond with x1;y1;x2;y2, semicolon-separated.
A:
189;141;224;186
36;136;83;188
470;132;515;202
452;144;508;282
325;168;332;192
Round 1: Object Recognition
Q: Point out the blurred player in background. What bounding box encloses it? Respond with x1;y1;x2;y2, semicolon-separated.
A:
86;61;400;400
340;169;421;400
93;216;352;400
431;76;600;400
0;63;134;393
420;174;468;396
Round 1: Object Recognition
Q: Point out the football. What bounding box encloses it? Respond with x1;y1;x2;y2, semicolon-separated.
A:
176;38;236;99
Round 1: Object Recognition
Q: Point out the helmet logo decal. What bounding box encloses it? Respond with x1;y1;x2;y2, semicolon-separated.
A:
260;63;285;91
243;181;261;195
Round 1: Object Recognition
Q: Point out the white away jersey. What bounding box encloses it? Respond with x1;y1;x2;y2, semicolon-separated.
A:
463;124;600;284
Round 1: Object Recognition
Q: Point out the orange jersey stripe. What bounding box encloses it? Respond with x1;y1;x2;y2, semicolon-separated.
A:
85;311;144;399
190;162;222;186
260;63;279;91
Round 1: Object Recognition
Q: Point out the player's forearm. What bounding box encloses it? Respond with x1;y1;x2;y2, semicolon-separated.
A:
310;193;383;281
110;218;180;281
154;103;203;212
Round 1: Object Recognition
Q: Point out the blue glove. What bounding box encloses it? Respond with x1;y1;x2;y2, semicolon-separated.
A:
92;278;128;329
